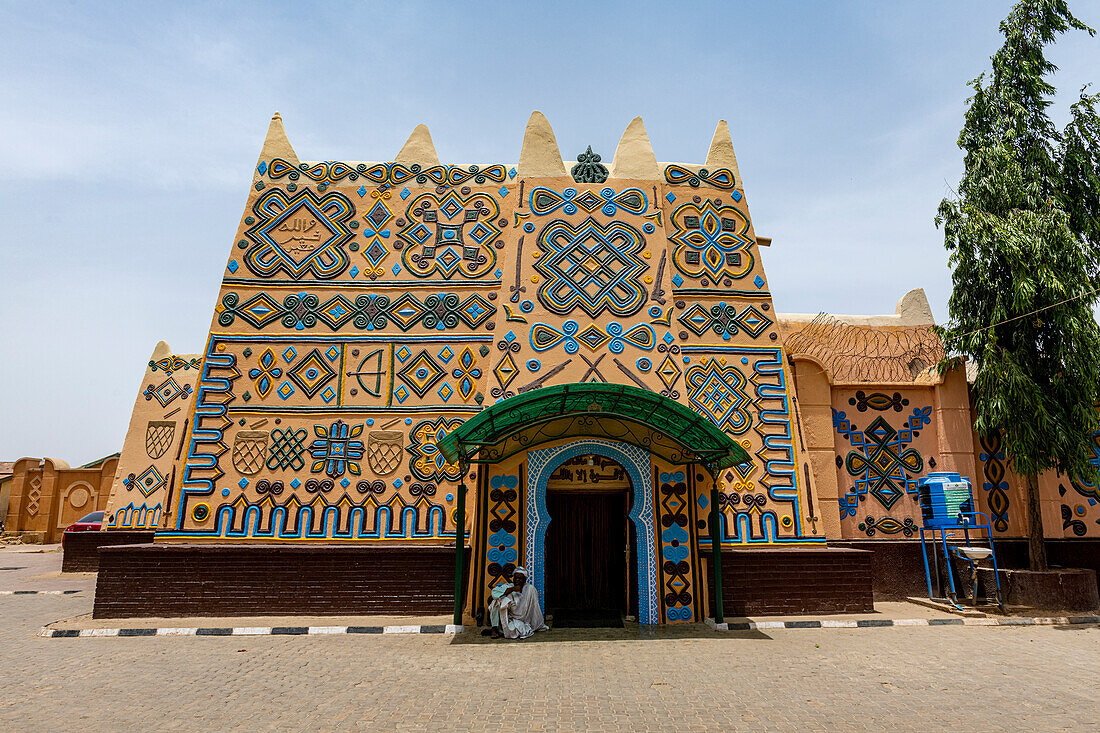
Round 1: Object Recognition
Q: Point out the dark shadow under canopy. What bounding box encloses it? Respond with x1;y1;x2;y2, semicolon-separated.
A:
436;383;750;474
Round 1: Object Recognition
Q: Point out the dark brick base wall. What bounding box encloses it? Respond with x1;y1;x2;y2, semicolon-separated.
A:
830;539;1099;601
61;531;155;573
94;544;467;619
1047;540;1100;588
706;547;873;616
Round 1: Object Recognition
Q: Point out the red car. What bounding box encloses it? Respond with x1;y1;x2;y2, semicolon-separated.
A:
63;511;104;540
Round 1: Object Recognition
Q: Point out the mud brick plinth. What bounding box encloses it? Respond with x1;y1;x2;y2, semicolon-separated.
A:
94;543;469;618
62;531;156;573
707;547;873;616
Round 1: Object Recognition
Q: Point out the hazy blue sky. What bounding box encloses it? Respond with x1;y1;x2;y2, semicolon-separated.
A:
2;1;1098;463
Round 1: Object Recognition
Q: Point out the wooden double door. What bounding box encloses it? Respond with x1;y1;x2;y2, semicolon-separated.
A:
545;489;636;618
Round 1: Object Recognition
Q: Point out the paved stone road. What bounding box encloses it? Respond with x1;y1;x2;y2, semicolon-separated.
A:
2;548;1098;731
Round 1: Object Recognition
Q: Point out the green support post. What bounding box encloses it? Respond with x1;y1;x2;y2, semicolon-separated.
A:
453;477;467;627
709;486;724;625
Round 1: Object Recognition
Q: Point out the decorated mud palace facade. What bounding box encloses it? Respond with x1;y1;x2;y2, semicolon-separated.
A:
74;112;1099;621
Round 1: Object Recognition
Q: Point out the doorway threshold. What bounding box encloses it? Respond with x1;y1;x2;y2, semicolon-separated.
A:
550;609;624;628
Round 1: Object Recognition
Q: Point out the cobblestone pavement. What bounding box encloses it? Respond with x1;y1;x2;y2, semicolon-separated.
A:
0;544;95;593
1;549;1098;731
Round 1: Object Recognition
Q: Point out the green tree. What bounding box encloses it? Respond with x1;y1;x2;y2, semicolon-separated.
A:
938;0;1100;570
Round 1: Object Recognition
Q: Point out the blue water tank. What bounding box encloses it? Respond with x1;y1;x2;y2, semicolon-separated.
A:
917;472;974;528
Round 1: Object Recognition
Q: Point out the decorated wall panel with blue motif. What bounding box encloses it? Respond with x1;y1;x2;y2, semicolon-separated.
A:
168;166;519;541
102;344;201;531
831;388;937;539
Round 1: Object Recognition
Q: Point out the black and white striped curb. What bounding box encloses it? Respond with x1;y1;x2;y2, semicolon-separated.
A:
39;623;465;638
37;615;1100;638
1;590;81;595
706;615;1100;630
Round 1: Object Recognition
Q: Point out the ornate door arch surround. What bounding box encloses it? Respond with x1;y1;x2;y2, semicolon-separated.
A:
525;439;659;624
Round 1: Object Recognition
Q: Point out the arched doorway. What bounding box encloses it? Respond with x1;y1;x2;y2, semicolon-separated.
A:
526;438;659;625
436;383;752;625
545;454;636;627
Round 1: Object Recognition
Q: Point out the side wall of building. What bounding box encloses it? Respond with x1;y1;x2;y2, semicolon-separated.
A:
793;357;1100;544
4;457;116;543
101;343;203;531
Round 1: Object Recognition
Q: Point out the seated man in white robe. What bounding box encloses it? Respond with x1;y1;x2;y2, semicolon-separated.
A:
487;567;548;639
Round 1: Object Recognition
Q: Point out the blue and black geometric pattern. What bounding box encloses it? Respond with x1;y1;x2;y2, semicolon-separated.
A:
834;407;930;511
534;217;648;317
244;188;356;280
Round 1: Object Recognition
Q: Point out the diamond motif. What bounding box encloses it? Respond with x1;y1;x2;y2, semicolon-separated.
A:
679;304;713;336
494;353;519;391
237;293;282;328
437;382;453;402
396;346;412;362
406;222;433;245
734;305;772;338
277;381;296;400
282;347;297;363
389;294;428;330
461;296;491;326
364;240;388;267
287;348;338;399
397;349;445;398
656;355;681;390
325;346;340;362
142;376;193;408
435;247;462;276
365;200;392;228
440;194;464;219
468;222;494;244
135;466;166;498
576;325;610;351
438;346;454;363
318;296;355;329
574;190;604;211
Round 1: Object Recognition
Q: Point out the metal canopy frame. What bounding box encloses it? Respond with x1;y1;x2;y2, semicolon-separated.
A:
437;383;749;475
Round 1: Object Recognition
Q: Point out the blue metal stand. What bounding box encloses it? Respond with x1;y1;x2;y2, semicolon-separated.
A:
919;513;1004;611
917;473;1004;612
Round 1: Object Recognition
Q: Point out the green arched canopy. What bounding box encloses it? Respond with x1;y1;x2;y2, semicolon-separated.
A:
437;383;749;474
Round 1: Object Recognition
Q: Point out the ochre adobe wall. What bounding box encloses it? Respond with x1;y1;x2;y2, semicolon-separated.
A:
4;457;116;543
100;342;202;531
156;112;818;547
